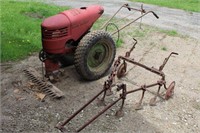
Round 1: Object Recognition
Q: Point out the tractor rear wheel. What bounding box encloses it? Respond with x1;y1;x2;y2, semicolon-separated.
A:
74;30;116;80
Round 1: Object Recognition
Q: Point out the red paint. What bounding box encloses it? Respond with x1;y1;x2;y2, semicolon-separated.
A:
41;5;104;54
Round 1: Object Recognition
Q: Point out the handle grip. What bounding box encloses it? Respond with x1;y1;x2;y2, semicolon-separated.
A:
152;12;159;19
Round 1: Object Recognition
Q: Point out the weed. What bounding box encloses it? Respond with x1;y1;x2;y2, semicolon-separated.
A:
160;30;178;36
161;47;167;51
116;38;124;47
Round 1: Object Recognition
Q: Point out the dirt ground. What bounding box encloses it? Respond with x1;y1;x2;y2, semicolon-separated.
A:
1;26;200;132
1;1;200;133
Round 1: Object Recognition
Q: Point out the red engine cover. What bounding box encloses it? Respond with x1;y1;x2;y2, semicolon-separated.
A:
41;5;104;54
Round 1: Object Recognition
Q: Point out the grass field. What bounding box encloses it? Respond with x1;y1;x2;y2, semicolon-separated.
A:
130;0;200;12
1;1;69;62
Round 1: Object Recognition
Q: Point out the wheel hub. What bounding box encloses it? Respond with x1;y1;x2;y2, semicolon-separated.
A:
87;42;106;68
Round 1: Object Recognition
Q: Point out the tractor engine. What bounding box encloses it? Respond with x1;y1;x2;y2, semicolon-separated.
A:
40;5;104;80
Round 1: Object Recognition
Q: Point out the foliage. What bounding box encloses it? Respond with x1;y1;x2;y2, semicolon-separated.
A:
1;1;69;62
130;0;200;12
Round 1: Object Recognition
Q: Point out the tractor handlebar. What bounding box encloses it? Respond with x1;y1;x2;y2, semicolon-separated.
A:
152;11;159;19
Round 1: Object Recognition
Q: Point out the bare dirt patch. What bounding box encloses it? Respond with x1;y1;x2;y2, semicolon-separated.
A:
1;24;200;133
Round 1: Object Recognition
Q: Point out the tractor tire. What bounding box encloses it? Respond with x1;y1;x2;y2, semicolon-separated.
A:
74;30;116;81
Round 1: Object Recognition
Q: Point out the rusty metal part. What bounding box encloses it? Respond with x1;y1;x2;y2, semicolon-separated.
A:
55;83;126;132
159;52;178;71
23;67;64;98
165;81;175;100
56;35;178;132
117;62;127;79
55;3;178;132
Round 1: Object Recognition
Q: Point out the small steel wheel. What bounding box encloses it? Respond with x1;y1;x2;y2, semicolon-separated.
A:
165;81;175;100
117;63;127;79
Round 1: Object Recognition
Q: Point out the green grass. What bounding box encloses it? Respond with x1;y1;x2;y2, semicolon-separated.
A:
1;1;69;62
160;29;178;36
130;0;200;12
161;46;167;51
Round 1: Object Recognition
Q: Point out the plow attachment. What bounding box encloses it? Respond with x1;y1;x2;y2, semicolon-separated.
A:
53;3;178;132
55;38;178;132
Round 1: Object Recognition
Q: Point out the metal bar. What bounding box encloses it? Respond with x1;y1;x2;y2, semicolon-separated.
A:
112;11;158;35
119;56;164;76
159;52;178;71
125;4;146;13
126;82;159;95
76;97;122;132
57;88;106;129
101;4;125;29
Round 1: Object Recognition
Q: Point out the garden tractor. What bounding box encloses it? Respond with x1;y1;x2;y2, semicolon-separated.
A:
24;4;178;132
24;4;160;99
39;5;116;81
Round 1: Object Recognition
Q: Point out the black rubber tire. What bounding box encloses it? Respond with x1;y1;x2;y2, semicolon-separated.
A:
74;30;116;81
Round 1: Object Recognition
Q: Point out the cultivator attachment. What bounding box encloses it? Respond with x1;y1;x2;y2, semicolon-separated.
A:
56;37;178;132
23;67;64;98
55;3;178;132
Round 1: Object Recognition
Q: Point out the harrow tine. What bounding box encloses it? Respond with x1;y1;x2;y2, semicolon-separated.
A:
149;97;157;106
115;84;127;118
149;85;161;106
23;67;64;98
135;86;146;110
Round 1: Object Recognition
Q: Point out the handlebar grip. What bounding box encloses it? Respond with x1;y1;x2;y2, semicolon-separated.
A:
171;52;179;55
152;12;159;19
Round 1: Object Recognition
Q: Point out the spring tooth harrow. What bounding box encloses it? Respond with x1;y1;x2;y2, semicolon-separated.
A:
23;67;64;98
56;38;178;132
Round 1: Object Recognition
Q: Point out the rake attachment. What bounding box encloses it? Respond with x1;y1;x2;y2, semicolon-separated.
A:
55;37;178;132
23;67;64;99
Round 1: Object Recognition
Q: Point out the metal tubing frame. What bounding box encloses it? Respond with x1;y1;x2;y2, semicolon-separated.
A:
55;3;178;132
111;11;159;35
101;3;158;36
118;56;165;77
55;40;177;132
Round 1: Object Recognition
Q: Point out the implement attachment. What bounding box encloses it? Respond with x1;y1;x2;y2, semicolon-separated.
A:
56;3;178;132
24;67;64;99
56;38;178;132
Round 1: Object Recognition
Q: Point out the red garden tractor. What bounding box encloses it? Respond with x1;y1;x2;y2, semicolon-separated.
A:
24;4;159;98
39;5;116;81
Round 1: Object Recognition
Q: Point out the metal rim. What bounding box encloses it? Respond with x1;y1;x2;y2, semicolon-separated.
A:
87;40;111;72
165;81;175;100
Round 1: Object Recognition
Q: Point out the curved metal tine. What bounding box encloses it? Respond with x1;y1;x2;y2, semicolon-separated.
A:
97;82;107;106
115;84;127;118
149;85;161;106
134;87;145;110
